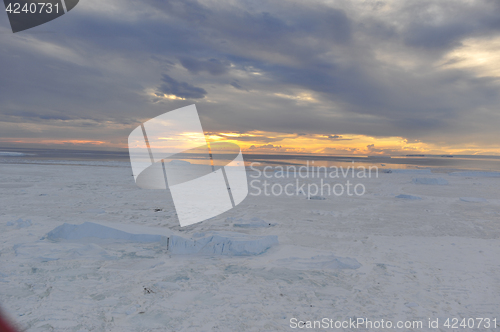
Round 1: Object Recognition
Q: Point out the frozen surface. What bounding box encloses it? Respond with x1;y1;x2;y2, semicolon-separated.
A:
384;169;432;174
1;163;500;331
275;254;361;270
0;152;30;156
450;171;500;177
460;197;488;203
231;217;275;228
412;177;449;185
45;222;165;243
168;232;278;255
395;194;422;200
7;218;32;228
307;195;327;200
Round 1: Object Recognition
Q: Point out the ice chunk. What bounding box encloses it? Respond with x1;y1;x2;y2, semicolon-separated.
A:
125;304;141;315
396;194;422;200
231;217;274;228
307;196;326;200
450;171;500;177
168;232;278;256
460;197;487;203
44;222;278;256
6;218;32;228
276;254;361;270
385;169;432;174
45;222;164;243
412;177;448;185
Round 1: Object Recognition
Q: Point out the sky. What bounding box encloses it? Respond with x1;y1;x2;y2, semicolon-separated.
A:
1;0;500;155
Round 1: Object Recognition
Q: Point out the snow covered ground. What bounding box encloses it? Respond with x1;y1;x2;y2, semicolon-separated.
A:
1;162;500;331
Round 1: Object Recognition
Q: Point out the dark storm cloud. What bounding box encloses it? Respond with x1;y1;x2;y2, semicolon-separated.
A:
398;1;500;50
5;111;74;121
179;57;228;75
143;0;353;57
404;22;472;49
156;74;207;99
1;0;500;149
230;80;246;91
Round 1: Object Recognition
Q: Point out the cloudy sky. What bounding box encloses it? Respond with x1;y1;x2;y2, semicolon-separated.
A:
1;0;500;155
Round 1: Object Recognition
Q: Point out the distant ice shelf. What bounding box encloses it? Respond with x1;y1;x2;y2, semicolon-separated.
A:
0;151;30;156
412;177;448;185
450;171;500;178
383;169;432;174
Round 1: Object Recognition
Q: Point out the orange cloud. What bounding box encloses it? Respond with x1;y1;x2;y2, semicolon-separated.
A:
204;131;500;156
0;138;108;146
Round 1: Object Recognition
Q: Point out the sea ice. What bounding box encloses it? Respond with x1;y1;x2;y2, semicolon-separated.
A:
307;195;327;200
13;242;115;262
276;254;361;270
83;209;106;214
6;218;32;228
460;197;487;203
412;177;448;185
168;232;278;256
405;302;419;308
396;194;422;200
44;222;278;256
167;159;191;166
385;169;432;174
231;217;275;228
45;222;165;243
450;171;500;177
0;152;27;156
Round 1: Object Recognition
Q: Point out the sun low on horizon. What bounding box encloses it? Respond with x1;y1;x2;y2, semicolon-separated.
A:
2;129;500;157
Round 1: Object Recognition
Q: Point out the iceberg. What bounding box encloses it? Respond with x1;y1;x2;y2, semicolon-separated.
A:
168;232;278;256
44;222;278;256
45;222;164;243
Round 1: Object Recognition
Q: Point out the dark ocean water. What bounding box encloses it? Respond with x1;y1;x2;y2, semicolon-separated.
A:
1;147;500;172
